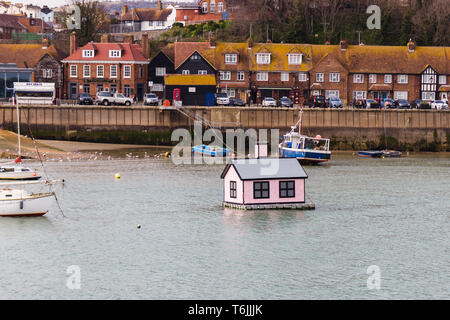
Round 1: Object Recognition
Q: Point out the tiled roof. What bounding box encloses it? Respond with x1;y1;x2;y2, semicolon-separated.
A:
164;74;216;86
249;43;313;72
174;41;216;69
18;17;52;33
0;44;60;68
121;8;172;22
62;42;148;63
215;42;249;71
0;14;26;30
161;43;175;62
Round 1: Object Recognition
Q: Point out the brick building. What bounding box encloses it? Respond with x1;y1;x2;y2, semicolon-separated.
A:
175;0;230;25
62;33;150;101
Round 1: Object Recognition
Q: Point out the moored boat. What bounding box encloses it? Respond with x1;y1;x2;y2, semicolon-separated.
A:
357;151;384;158
0;185;55;217
382;150;402;158
192;144;231;157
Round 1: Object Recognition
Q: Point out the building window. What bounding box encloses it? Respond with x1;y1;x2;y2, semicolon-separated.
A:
83;85;90;94
298;73;307;82
237;71;245;81
225;54;238;64
254;181;269;199
156;21;164;27
325;90;339;98
329;73;340;82
220;71;231;80
439;75;446;84
202;2;208;13
83;65;90;78
353;74;364;83
182;70;190;75
124;65;131;78
109;50;121;58
124;85;131;97
210;2;215;13
42;69;52;78
423;74;436;83
110;65;117;78
281;72;289;82
353;91;367;100
218;2;223;13
279;181;295;198
256;53;271;65
82;50;94;58
288;54;302;65
198;70;208;75
384;74;392;83
191;53;201;60
316;73;324;82
97;84;103;92
230;181;237;199
70;65;77;77
256;72;268;81
97;65;104;78
422;92;435;100
398;74;408;84
139;67;143;78
110;84;117;93
369;74;377;84
156;67;166;76
394;91;408;100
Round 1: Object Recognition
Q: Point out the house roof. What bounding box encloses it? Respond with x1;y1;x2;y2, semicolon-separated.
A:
17;17;52;33
221;158;308;180
215;42;250;71
62;42;148;63
164;74;216;86
174;42;216;70
41;7;52;15
161;43;175;62
0;43;60;68
0;14;26;30
121;8;172;22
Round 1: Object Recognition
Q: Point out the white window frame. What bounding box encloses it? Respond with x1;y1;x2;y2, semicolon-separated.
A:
353;74;364;83
42;69;52;78
221;88;235;98
210;2;215;14
202;2;208;13
256;72;268;82
353;91;367;100
298;73;307;82
83;65;90;78
325;90;339;98
256;53;271;65
439;75;446;84
96;65;104;78
281;72;289;82
124;65;131;78
288;54;302;65
329;73;340;82
394;91;408;100
397;74;408;84
316;73;324;83
220;71;231;81
422;92;435;100
182;70;190;75
82;50;94;58
225;54;238;64
423;74;436;83
70;65;77;78
218;2;223;13
369;74;377;84
155;67;166;76
237;71;245;81
384;74;392;84
198;70;208;75
110;65;117;78
109;50;121;58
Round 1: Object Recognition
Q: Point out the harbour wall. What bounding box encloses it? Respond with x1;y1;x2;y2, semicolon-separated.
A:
0;106;449;151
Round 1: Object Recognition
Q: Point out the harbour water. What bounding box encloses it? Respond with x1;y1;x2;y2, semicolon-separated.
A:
0;152;449;299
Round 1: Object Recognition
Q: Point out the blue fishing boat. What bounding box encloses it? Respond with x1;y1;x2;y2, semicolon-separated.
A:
357;151;384;158
279;110;331;164
192;145;231;157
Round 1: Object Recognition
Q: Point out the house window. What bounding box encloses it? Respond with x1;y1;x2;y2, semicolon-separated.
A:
384;74;392;83
182;70;190;75
97;84;103;92
83;65;90;78
222;88;235;98
281;72;289;82
218;2;223;13
329;73;340;82
110;65;117;78
220;71;231;80
423;74;436;83
198;70;208;75
279;181;295;198
225;54;238;64
42;69;52;78
124;65;131;78
97;65;104;78
439;75;446;84
398;74;408;84
325;90;339;98
230;181;237;199
256;53;271;65
110;84;117;93
394;91;408;100
139;67;143;78
369;74;377;84
70;65;77;77
109;50;121;58
256;72;268;81
156;21;164;27
124;85;131;97
237;71;245;81
298;73;307;82
316;73;324;82
191;53;201;60
155;67;166;76
353;74;364;83
83;85;90;94
422;92;435;100
353;91;367;100
82;50;94;58
210;2;215;13
253;181;269;199
288;54;302;65
202;2;208;13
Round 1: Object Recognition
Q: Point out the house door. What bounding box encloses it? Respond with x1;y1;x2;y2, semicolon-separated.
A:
381;91;388;99
69;83;78;99
205;93;215;106
136;84;144;102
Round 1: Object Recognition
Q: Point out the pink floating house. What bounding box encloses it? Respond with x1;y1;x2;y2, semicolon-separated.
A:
220;155;315;211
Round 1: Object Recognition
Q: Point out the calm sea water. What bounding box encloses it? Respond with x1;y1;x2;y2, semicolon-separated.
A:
0;152;449;299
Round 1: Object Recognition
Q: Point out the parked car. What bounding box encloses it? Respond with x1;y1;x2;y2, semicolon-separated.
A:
431;100;447;110
278;96;293;108
78;92;93;105
305;95;327;108
326;97;343;108
262;97;277;107
96;91;133;106
353;99;365;109
144;93;159;106
381;98;395;109
216;93;230;106
395;99;411;109
365;99;381;109
230;98;245;106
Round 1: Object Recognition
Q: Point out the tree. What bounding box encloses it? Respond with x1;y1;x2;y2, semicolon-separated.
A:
72;0;108;46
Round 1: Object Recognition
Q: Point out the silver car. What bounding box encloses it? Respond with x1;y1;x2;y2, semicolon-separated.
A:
262;97;277;107
144;93;159;106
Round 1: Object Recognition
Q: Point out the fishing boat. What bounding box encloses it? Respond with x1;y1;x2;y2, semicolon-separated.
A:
382;150;402;158
192;144;232;157
279;110;331;164
357;151;384;158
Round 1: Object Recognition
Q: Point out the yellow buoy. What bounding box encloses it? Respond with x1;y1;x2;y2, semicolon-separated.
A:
137;225;141;229
115;173;121;179
165;152;170;158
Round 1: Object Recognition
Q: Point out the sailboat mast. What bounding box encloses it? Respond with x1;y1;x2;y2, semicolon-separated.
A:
298;109;303;135
16;102;21;157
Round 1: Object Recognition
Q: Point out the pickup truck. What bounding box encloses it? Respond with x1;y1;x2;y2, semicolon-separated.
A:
96;91;133;106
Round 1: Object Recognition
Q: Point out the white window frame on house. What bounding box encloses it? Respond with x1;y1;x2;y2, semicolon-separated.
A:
384;74;392;83
191;54;201;60
42;69;52;78
353;91;367;100
210;2;215;13
124;65;131;78
256;53;271;65
439;75;447;84
394;91;408;100
155;67;166;76
281;72;289;82
316;73;324;83
198;70;207;75
256;72;268;81
220;71;231;81
70;65;77;77
109;50;121;58
353;74;364;83
423;74;436;83
288;54;302;65
96;65;104;78
82;50;94;58
225;54;238;64
156;21;164;27
202;2;208;13
325;90;339;98
298;73;307;82
312;90;320;96
398;74;408;84
182;70;190;75
369;74;377;84
329;73;340;82
110;65;117;78
422;92;435;100
221;88;235;98
218;2;223;13
237;71;245;81
83;65;90;78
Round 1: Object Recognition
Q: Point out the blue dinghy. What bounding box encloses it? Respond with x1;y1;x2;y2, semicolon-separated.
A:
192;145;231;157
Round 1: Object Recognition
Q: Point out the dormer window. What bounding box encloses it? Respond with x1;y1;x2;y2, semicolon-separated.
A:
202;2;208;13
109;50;121;58
288;54;302;65
191;53;201;60
225;54;238;64
82;50;94;58
256;53;271;65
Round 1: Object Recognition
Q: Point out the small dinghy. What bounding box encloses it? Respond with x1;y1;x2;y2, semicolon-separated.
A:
382;150;402;158
192;145;231;157
357;151;384;158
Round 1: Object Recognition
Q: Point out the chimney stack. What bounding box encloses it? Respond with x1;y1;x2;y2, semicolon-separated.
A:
70;31;77;55
209;32;216;48
247;37;253;50
339;39;347;51
142;33;150;59
407;39;415;53
42;37;48;49
122;5;128;16
101;34;109;43
158;0;163;10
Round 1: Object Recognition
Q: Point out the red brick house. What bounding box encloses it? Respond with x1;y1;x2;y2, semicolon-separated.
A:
62;33;150;101
175;0;230;25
